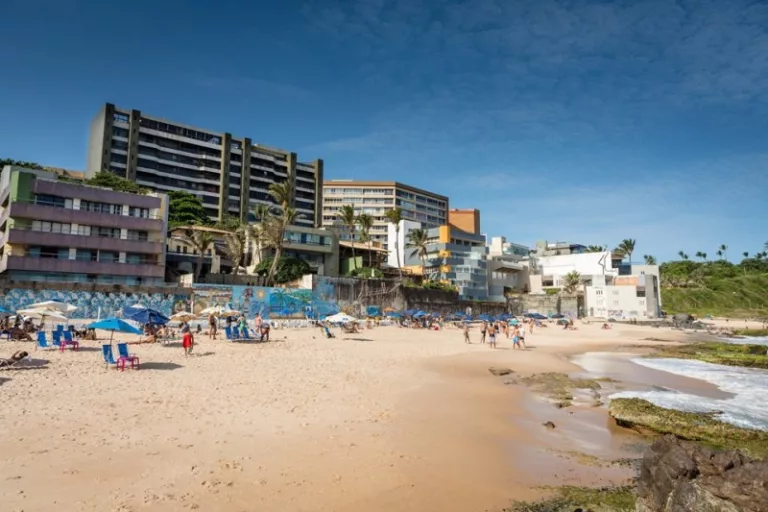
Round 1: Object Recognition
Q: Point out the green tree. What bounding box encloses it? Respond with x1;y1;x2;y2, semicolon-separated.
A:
357;213;374;268
719;244;728;260
743;251;749;259
643;255;657;265
562;271;582;294
617;239;636;262
214;215;243;232
678;250;686;260
221;226;246;274
384;207;404;280
168;191;212;227
406;228;430;277
0;158;43;169
254;257;310;284
264;182;300;286
180;228;215;282
247;203;273;269
586;245;605;253
86;172;146;194
682;253;690;260
337;205;358;270
696;251;705;261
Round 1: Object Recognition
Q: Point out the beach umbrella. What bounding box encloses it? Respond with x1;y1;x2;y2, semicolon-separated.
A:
324;312;357;324
477;314;492;322
124;307;170;326
26;301;78;314
200;306;239;317
17;308;68;323
509;319;519;325
88;317;143;344
170;311;197;323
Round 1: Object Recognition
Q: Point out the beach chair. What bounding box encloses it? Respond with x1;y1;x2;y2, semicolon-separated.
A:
224;326;233;341
36;331;54;350
52;330;63;350
102;344;131;371
117;343;139;369
62;331;79;350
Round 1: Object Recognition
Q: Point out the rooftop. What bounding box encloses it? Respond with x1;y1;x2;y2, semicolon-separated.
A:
323;180;449;201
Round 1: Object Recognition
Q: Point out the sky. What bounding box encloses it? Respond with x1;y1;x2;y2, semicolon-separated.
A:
1;0;767;262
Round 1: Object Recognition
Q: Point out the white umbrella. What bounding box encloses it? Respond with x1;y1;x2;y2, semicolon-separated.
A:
200;306;240;317
25;301;77;314
170;311;198;322
324;313;357;324
17;308;68;322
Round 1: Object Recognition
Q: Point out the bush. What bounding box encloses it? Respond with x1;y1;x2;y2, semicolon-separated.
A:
254;257;310;283
348;267;383;279
422;281;457;293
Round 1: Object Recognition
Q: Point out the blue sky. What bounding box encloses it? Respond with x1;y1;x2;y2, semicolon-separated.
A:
1;0;766;262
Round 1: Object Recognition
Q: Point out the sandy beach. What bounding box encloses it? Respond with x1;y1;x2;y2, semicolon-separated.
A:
0;320;718;511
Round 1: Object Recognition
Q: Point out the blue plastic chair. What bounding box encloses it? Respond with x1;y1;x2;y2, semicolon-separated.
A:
102;344;130;370
224;326;233;340
56;324;64;334
117;343;139;369
52;331;62;347
36;331;52;350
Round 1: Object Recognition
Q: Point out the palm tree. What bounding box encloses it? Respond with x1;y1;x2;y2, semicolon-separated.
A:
180;228;215;282
716;250;723;260
357;213;374;269
265;181;296;285
337;205;358;271
247;203;273;268
702;252;708;261
682;253;689;260
586;245;604;253
617;239;636;262
719;244;728;260
384;207;404;280
743;251;749;259
643;254;657;265
562;271;581;294
695;251;704;261
677;250;685;260
406;228;430;277
222;226;246;274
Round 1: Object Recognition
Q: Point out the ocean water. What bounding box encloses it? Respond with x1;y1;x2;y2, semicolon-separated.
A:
722;335;768;346
610;358;768;431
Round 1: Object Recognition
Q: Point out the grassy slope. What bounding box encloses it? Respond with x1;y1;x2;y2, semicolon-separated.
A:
661;273;768;317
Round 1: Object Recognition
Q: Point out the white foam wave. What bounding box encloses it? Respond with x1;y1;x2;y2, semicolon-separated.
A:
722;336;768;346
610;358;768;431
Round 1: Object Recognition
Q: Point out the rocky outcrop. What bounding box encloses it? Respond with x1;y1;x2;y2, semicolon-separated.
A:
636;435;768;512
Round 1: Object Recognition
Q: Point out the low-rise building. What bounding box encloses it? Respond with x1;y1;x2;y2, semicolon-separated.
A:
0;165;168;285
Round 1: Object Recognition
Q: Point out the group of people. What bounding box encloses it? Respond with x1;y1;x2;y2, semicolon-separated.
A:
463;318;532;349
205;313;270;342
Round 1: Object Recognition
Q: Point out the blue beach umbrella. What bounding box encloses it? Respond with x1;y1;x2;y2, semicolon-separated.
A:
124;307;170;326
88;317;144;344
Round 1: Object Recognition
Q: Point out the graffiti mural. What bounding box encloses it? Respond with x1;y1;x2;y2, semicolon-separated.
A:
0;288;190;319
191;284;337;319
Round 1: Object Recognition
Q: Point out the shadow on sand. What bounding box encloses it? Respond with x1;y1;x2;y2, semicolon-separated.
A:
345;337;374;342
140;362;183;371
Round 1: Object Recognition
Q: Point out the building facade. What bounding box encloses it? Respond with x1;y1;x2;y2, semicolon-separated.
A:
448;208;480;235
86;103;323;227
321;180;448;251
486;236;530;301
0;166;168;285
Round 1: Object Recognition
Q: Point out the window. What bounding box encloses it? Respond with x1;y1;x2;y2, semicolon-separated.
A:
95;227;120;238
129;206;149;218
34;194;66;208
76;249;97;261
31;221;72;234
127;230;149;241
113;112;130;123
27;246;69;259
81;200;122;215
98;251;119;263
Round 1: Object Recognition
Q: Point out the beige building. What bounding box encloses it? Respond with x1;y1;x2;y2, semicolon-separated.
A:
321;180;448;251
448;208;480;235
86;103;324;226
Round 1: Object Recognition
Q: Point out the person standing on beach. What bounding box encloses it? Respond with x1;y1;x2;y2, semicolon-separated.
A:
254;313;263;338
480;321;487;343
208;313;217;340
487;322;497;349
512;326;521;349
182;326;194;356
529;318;534;334
518;323;526;349
463;322;471;344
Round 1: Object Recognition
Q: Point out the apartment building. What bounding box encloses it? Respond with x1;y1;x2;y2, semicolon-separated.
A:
486;236;530;300
0;166;168;285
86;103;322;227
448;208;480;235
321;180;448;251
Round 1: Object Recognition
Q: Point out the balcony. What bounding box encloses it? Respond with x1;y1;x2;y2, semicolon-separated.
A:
6;228;164;255
1;255;164;278
8;202;163;231
34;179;161;210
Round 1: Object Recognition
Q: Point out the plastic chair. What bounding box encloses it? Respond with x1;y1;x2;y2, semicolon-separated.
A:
52;330;62;350
63;331;79;351
36;331;53;350
117;343;139;369
102;344;123;370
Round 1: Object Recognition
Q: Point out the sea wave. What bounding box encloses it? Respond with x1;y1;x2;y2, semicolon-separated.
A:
721;336;768;346
610;357;768;431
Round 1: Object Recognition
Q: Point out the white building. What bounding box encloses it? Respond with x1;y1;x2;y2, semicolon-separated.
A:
386;219;421;269
486;236;529;301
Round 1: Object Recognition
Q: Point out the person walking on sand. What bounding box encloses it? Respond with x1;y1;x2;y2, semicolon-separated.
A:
487;322;497;349
518;323;526;349
528;317;534;334
254;313;263;338
182;326;194;356
480;321;487;343
512;326;521;350
208;313;217;340
463;322;471;344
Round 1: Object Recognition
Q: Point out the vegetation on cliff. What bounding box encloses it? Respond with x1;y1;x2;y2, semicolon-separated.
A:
609;398;768;457
649;341;768;369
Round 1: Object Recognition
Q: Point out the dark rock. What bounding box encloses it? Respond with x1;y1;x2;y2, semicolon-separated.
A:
503;379;517;385
637;435;768;512
543;421;556;429
488;367;513;376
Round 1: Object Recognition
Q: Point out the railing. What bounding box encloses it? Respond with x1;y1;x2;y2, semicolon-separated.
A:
8;224;163;243
13;197;163;220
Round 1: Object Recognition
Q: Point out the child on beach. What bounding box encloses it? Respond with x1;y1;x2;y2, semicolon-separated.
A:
487;322;496;349
182;328;194;356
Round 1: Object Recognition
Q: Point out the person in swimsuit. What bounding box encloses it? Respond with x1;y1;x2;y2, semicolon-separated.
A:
487;322;496;349
512;326;520;349
208;313;217;340
182;328;194;356
463;322;471;344
480;321;487;343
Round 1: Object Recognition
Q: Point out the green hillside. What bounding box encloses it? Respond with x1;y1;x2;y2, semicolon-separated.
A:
660;259;768;317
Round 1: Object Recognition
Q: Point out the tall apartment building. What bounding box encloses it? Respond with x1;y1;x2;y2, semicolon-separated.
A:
0;166;168;285
86;103;322;227
321;180;448;251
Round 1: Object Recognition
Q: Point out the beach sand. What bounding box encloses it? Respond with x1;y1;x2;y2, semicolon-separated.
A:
0;320;702;512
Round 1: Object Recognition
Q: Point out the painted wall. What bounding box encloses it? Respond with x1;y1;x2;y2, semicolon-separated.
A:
535;251;616;277
191;279;341;320
0;288;189;319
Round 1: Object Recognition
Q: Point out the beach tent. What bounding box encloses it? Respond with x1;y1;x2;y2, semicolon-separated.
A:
87;317;143;344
